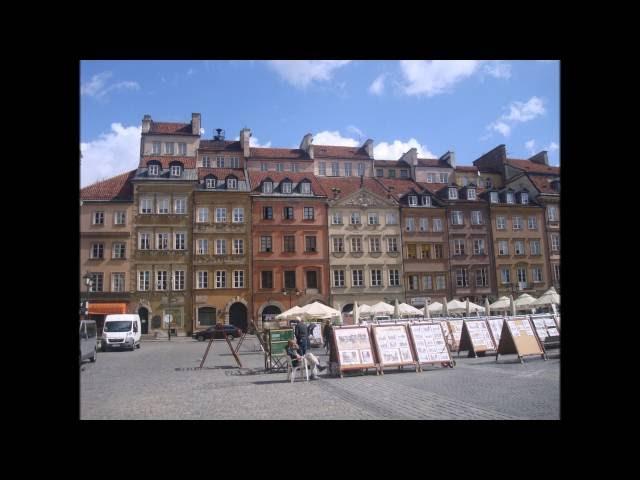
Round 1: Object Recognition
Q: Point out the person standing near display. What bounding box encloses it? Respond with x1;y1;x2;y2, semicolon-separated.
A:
295;320;310;355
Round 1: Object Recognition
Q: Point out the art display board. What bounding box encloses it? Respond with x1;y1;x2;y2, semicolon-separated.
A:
446;319;464;352
407;322;454;370
458;319;496;357
265;328;294;371
530;315;560;342
440;321;453;350
371;324;418;373
486;317;505;349
496;316;544;363
332;325;378;377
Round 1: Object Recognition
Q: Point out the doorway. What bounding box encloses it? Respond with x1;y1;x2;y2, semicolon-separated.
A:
229;303;248;333
138;307;149;334
262;305;281;323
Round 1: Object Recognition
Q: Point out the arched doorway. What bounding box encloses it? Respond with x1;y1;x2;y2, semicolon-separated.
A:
262;305;281;323
341;303;353;313
138;307;149;334
229;303;248;332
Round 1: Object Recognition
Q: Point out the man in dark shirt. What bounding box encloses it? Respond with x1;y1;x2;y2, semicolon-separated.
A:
295;321;310;355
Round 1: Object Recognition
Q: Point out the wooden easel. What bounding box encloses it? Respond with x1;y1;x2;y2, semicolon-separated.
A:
199;332;243;369
234;320;267;354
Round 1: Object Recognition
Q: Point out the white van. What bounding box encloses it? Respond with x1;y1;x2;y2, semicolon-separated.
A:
101;314;141;351
80;319;98;364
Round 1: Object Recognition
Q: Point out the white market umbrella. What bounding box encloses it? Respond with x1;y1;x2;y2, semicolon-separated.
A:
275;305;305;320
514;293;537;311
447;299;467;314
532;287;560;307
353;301;360;325
467;301;486;315
427;301;443;315
398;303;423;316
393;299;400;318
359;304;372;314
489;296;511;314
509;295;516;316
370;301;395;315
485;297;491;317
301;301;341;320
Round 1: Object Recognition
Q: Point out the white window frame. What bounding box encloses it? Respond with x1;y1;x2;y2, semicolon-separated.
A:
456;268;469;288
233;239;244;255
473;239;485;255
205;178;216;189
114;211;126;225
376;168;383;178
422;196;431;206
148;164;159;176
406;217;415;231
215;208;227;223
357;163;365;176
216;239;227;255
389;269;400;287
262;182;273;193
90;243;104;259
333;270;345;287
350;237;362;252
427;173;435;183
260;162;268;172
165;142;174;155
475;268;488;287
332;237;344;253
331;162;339;176
344;163;352;176
276;163;284;172
233;270;245;288
197;207;209;223
138;271;150;291
368;212;379;225
387;237;398;252
517;268;527;284
230;157;240;168
409;195;418;206
318;162;326;175
423;275;433;290
506;193;515;204
197;239;208;255
227;178;237;189
512;216;522;230
216;271;226;289
173;270;185;291
497;216;506;230
152;142;161;154
174;197;186;215
528;216;538;230
453;239;465;256
490;192;499;203
170;165;181;177
408;275;419;291
139;233;151;250
303;207;314;220
112;272;125;292
369;237;381;253
352;270;364;287
451;211;463;225
467;188;476;200
448;188;458;200
112;242;126;259
157;197;170;214
514;241;525;255
92;211;104;225
530;240;541;255
233;207;244;223
174;232;186;251
281;182;292;194
370;270;382;287
501;268;511;284
548;206;558;222
419;218;428;231
471;211;483;225
216;156;225;168
532;267;543;283
301;182;311;194
197;271;208;289
436;275;446;290
350;212;361;225
551;234;560;251
498;240;509;256
433;218;443;232
331;212;342;225
521;192;529;204
439;172;449;183
386;213;398;225
156;232;169;250
202;156;211;168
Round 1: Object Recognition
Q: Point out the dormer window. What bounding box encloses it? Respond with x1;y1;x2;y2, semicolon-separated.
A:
227;177;237;190
506;192;515;204
205;178;216;189
409;195;418;206
422;196;431;207
521;192;529;204
263;181;273;193
171;165;182;177
281;181;292;194
148;164;159;176
300;182;311;194
467;188;476;200
448;187;458;200
490;192;499;203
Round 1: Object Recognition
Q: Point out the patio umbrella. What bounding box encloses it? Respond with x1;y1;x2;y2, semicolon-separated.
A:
532;287;560;307
447;299;467;314
275;305;305;319
370;301;395;315
427;301;442;315
301;301;341;320
353;301;360;325
509;295;516;316
485;297;491;316
489;296;511;315
442;297;448;316
514;293;537;312
398;303;423;316
393;298;400;318
359;303;372;314
467;301;486;316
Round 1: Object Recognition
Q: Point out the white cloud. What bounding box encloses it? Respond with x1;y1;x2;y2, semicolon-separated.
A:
546;141;559;152
525;139;536;155
483;61;512;79
484;96;546;138
488;121;512;137
399;60;481;97
369;74;386;95
200;128;205;135
267;60;351;88
234;135;272;148
81;71;140;99
313;130;359;147
374;138;436;160
80;123;141;187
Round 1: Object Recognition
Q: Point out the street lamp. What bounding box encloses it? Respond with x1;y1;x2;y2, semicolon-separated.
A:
281;288;301;309
83;272;93;320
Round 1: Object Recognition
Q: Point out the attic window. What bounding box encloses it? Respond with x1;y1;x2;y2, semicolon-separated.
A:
262;181;273;193
490;192;499;203
281;181;292;194
227;177;237;190
467;188;476;200
409;195;418;206
448;187;458;200
171;165;182;177
205;178;216;189
422;196;431;207
521;192;529;204
506;192;515;204
300;182;311;194
148;164;159;176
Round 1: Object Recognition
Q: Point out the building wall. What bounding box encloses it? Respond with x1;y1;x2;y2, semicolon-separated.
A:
246;159;314;173
413;167;453;184
141;134;200;156
314;158;374;178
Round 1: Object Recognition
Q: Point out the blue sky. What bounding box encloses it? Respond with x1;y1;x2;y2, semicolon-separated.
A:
80;60;559;187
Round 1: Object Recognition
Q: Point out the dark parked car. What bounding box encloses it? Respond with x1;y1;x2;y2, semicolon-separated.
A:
192;324;242;341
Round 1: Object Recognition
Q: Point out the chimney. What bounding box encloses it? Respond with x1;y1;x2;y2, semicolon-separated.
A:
240;128;251;157
440;151;456;168
142;114;152;134
362;139;374;158
191;113;201;136
300;133;314;159
529;150;549;166
400;148;418;166
214;128;225;141
387;185;394;199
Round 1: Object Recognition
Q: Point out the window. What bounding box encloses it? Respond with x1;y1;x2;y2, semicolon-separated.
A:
467;189;476;200
90;243;104;259
454;239;465;256
170;165;182;177
456;268;469;288
206;178;216;189
197;239;208;255
498;240;509;255
174;198;186;214
369;237;381;252
409;195;418;206
230;157;240;168
532;267;543;283
276;163;284;172
333;270;345;287
260;236;272;252
476;268;488;287
263;206;273;220
332;237;344;252
114;211;126;225
233;270;244;288
174;232;185;250
497;216;506;230
92;211;104;225
388;169;396;178
152;142;161;154
318;162;326;175
216;239;226;255
283;207;294;220
112;243;126;259
407;244;417;259
202;156;211;168
408;275;419;290
156;233;169;250
350;212;361;224
553;264;560;283
156;271;168;291
138;271;150;291
433;218;443;232
281;182;292;194
368;212;379;225
471;211;483;225
386;237;398;252
517;268;527;284
331;212;342;224
165;142;174;155
436;275;446;290
389;269;400;287
490;192;499;203
426;173;435;183
197;271;208;289
448;188;458;200
233;208;244;223
406;217;415;231
386;213;398;225
197;208;209;223
301;182;311;194
400;169;409;178
216;271;226;288
433;244;443;259
419;218;428;231
260;162;268;172
358;163;365;176
422;196;431;206
551;234;560;251
262;181;273;193
501;268;511;284
261;271;273;289
506;193;515;204
451;211;463;225
521;192;529;204
473;239;485;255
216;156;225;168
423;275;433;290
291;163;298;172
439;172;449;183
233;239;244;255
514;241;525;255
305;270;318;289
530;240;541;255
350;237;362;252
112;273;125;292
548;206;558;222
512;216;522;230
284;271;296;289
215;208;227;223
174;271;185;290
139;233;150;250
305;236;317;252
227;178;237;189
376;168;383;177
528;216;538;230
371;270;382;286
420;244;431;259
148;164;159;176
345;163;352;176
331;162;339;176
303;207;314;220
284;236;296;252
157;197;170;214
352;270;363;287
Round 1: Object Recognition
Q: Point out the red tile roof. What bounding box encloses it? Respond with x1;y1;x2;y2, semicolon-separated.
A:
250;147;309;160
140;156;197;169
455;166;479;173
417;158;451;168
528;174;560;194
317;177;389;201
374;160;411;167
507;159;559;175
249;172;326;196
81;170;135;201
313;145;371;159
199;140;242;151
377;178;421;198
416;182;448;195
198;168;246;181
148;122;194;135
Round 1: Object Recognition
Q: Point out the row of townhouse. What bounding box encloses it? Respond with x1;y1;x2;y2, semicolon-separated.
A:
80;114;560;336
